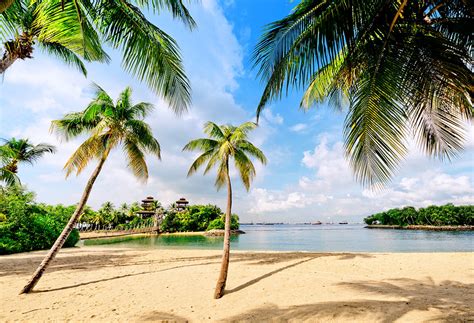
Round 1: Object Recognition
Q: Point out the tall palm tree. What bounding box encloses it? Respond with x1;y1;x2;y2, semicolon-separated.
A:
183;121;266;298
1;0;194;111
20;84;161;294
253;0;473;187
1;138;56;174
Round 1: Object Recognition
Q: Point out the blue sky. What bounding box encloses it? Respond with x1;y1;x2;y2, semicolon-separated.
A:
1;0;473;223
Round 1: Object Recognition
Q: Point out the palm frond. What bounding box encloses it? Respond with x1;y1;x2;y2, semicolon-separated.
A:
203;121;225;140
0;166;20;186
130;102;154;119
50;112;95;140
214;160;228;190
344;56;408;188
96;0;191;113
63;135;105;177
125;119;161;158
237;140;267;165
123;138;148;181
39;41;87;75
253;0;473;186
186;149;214;177
234;149;256;191
34;0;108;61
133;0;196;29
183;138;219;152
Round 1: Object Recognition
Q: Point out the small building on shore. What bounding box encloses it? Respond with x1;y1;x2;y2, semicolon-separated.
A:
137;196;157;218
176;197;189;212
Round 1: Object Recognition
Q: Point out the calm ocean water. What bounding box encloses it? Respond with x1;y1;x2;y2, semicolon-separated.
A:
83;224;474;252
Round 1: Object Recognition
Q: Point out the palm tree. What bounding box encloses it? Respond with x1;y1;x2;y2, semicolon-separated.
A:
1;0;194;111
20;84;161;294
1;138;56;174
0;146;19;186
253;0;472;187
183;121;266;298
0;138;55;186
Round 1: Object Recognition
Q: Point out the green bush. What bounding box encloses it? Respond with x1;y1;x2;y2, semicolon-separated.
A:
0;186;80;255
160;205;240;232
364;204;474;226
206;214;239;231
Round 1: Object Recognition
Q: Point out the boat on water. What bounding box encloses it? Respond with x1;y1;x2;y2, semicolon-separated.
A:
339;221;348;224
311;221;322;225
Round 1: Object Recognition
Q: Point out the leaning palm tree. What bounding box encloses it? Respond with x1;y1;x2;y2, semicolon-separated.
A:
20;84;161;294
1;0;194;111
253;0;472;187
1;138;56;174
183;121;266;298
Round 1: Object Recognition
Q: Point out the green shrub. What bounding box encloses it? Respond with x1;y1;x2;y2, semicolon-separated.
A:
160;205;230;232
0;186;80;255
206;214;239;231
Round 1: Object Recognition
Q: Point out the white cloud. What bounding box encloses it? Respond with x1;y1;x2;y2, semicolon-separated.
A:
289;123;308;133
246;136;474;222
262;109;284;125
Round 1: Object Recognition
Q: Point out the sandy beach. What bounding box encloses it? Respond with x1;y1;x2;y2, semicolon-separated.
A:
0;247;472;322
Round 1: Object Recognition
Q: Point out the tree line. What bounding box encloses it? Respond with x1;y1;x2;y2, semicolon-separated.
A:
0;185;240;255
364;204;474;226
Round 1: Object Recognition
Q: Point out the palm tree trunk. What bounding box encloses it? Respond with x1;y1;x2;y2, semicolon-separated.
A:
0;50;18;74
2;32;34;74
214;166;232;299
0;0;15;13
20;154;108;294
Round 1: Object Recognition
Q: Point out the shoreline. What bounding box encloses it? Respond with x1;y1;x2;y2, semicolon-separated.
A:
1;247;472;322
80;229;206;240
80;229;245;240
366;224;474;231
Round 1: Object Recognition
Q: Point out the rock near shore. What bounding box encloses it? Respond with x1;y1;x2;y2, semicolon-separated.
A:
204;229;246;236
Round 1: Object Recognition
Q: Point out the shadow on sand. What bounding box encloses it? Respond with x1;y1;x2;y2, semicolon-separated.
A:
223;277;473;322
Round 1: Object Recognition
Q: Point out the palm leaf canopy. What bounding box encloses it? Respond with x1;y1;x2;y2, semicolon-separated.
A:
51;84;161;181
183;121;267;190
1;0;194;112
253;0;473;187
0;146;20;186
1;138;56;164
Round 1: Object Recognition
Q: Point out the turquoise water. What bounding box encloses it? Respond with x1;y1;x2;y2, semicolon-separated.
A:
83;224;474;252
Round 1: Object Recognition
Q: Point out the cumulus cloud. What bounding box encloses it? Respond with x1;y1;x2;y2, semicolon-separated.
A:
247;136;474;222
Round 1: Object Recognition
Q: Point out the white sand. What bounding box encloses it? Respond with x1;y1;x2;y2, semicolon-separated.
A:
0;247;472;322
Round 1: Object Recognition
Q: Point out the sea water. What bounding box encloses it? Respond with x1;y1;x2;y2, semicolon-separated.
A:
83;224;474;252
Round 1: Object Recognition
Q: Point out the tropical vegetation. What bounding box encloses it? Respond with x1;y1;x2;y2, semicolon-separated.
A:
0;185;79;255
183;121;266;299
161;204;239;232
253;0;473;187
0;183;241;255
0;138;55;186
0;0;193;112
20;84;162;294
364;204;474;226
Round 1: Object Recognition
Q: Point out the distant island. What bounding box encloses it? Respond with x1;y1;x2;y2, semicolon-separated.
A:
364;204;474;231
